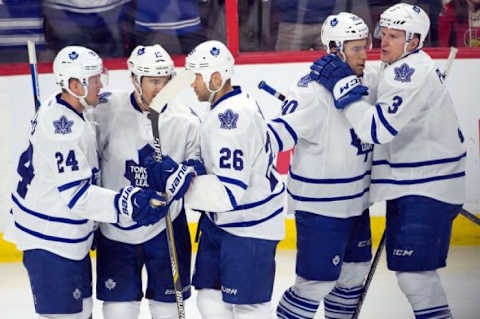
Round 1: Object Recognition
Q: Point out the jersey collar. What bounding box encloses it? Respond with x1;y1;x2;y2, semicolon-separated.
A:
210;86;242;110
56;94;84;121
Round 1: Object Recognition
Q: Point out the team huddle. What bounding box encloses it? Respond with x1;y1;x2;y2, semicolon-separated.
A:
5;3;466;319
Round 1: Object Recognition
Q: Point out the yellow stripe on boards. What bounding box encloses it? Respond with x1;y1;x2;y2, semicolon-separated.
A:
1;214;479;263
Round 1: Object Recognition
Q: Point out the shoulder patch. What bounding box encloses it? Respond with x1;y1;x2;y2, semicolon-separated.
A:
218;109;239;129
98;91;112;104
297;74;314;88
53;115;74;135
394;63;415;83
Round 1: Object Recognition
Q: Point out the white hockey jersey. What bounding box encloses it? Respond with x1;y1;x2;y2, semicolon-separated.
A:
184;87;285;241
344;50;466;204
5;94;119;261
90;91;201;244
267;68;379;218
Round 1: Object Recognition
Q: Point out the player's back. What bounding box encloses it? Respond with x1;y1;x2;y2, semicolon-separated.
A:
200;86;285;241
7;93;98;260
371;50;466;204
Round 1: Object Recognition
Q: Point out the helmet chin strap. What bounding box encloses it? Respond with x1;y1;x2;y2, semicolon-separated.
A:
66;86;91;110
205;76;225;104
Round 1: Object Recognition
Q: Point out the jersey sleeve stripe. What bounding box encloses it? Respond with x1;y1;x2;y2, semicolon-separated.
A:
372;152;466;167
375;104;398;136
232;183;285;211
218;175;248;190
371;115;380;144
14;221;93;243
267;123;284;152
217;207;283;228
11;194;88;224
287;187;369;202
57;179;86;192
289;168;371;184
224;186;238;209
372;171;465;185
272;118;298;145
112;223;142;231
67;182;91;209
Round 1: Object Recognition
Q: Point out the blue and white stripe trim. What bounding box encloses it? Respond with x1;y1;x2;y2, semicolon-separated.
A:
135;17;201;31
267;123;283;152
289;169;371;184
43;0;130;14
218;175;248;190
218;207;283;228
11;194;88;224
271;118;298;145
414;305;452;319
373;152;466;168
277;288;319;319
67;181;90;209
324;286;363;318
376;103;398;136
14;221;94;244
287;187;369;202
372;171;465;185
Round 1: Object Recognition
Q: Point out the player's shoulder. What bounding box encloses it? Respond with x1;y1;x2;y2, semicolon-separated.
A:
382;50;433;88
162;101;201;127
94;90;131;112
286;72;329;110
37;94;87;141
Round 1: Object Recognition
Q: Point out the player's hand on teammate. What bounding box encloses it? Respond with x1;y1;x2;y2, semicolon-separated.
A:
115;186;169;226
145;155;196;201
184;158;207;176
310;53;368;109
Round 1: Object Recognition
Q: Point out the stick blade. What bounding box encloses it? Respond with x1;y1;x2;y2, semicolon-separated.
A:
149;70;194;113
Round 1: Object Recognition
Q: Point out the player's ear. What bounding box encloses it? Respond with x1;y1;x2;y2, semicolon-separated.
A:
407;36;420;52
210;72;223;90
69;78;84;96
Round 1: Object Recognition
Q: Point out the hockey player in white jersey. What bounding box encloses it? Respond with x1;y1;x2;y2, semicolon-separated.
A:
267;13;376;319
90;44;201;319
146;40;285;318
310;4;466;318
4;46;169;319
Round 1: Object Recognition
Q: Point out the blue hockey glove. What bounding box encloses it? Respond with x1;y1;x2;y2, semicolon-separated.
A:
310;54;368;109
184;158;207;176
145;155;195;200
115;186;169;226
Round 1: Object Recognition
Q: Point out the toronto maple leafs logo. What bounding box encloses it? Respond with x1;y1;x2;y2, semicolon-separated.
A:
332;255;341;266
98;91;112;104
210;47;220;56
68;51;79;60
137;47;145;55
105;278;117;290
330;18;338;27
350;129;373;162
53;115;74;134
412;5;421;14
297;73;313;88
124;144;155;188
218;109;239;129
394;63;415;83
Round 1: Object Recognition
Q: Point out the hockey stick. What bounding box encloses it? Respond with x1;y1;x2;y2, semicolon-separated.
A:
258;81;286;102
353;46;460;319
146;70;193;319
460;208;480;226
27;40;41;111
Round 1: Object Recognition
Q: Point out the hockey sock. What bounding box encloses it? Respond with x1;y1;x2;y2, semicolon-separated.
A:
324;285;364;318
277;287;320;319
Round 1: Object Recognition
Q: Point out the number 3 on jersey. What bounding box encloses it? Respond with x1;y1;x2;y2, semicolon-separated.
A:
219;147;243;170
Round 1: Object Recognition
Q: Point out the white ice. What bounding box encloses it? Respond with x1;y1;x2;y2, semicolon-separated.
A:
1;247;479;318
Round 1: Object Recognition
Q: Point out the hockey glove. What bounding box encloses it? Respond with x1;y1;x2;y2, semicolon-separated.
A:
145;155;195;201
115;186;169;226
310;54;368;109
184;158;207;176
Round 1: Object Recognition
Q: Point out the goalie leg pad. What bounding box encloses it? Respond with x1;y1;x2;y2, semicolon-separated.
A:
396;271;452;319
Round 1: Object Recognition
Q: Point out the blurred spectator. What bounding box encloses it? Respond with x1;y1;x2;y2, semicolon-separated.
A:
438;0;480;47
0;0;45;63
134;0;206;55
274;0;336;51
42;0;132;59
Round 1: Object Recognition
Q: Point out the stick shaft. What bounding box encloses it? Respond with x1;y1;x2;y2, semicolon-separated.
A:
27;40;41;111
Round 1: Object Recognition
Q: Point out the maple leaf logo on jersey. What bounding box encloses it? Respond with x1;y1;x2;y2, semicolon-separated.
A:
124;144;155;188
68;51;79;60
53;115;74;134
218;109;239;129
72;288;82;300
105;278;117;290
350;129;373;162
394;63;415;83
